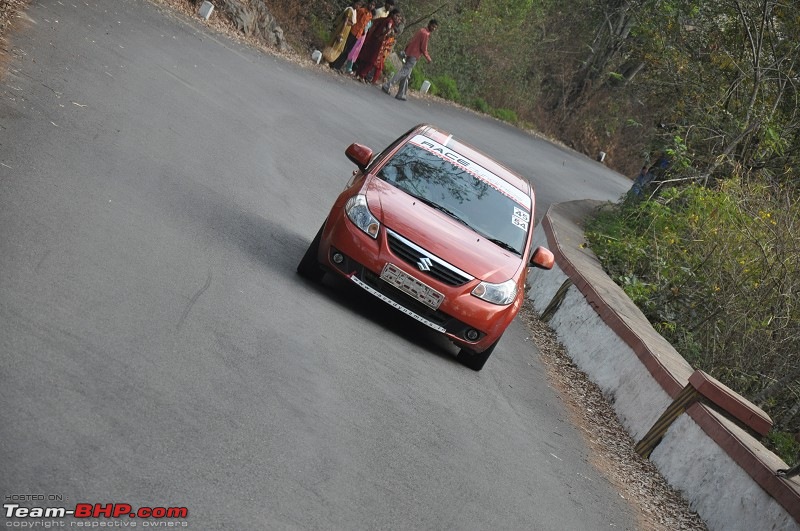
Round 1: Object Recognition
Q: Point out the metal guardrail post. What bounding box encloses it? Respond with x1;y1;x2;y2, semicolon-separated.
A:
540;278;573;323
635;370;773;459
635;383;701;458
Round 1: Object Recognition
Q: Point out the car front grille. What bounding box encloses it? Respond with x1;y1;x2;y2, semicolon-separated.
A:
327;246;485;343
386;229;473;286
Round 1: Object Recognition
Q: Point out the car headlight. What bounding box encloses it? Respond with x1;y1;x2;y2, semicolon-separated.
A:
345;194;380;239
472;279;517;305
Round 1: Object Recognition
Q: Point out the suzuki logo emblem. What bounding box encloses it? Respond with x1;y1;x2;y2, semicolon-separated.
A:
417;257;433;271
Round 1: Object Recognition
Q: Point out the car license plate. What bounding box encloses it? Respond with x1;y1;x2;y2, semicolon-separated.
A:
380;263;444;310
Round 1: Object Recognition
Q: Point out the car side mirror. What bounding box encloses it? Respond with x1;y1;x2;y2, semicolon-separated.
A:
345;143;373;172
529;246;554;270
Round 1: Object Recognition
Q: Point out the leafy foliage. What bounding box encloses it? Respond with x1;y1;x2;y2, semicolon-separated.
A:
470;97;491;113
585;182;800;462
768;432;800;467
491;107;518;124
272;1;800;179
430;75;459;101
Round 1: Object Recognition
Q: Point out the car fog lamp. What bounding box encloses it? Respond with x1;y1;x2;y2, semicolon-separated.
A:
465;329;480;341
345;194;380;239
332;252;344;264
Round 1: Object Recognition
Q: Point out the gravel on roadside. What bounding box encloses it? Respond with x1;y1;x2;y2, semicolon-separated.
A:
0;0;28;33
519;303;707;530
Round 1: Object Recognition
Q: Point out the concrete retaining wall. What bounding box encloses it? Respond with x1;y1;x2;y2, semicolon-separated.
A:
527;200;800;531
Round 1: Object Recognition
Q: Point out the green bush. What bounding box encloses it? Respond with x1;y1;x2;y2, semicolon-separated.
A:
767;432;799;467
409;65;425;91
431;75;460;101
309;15;330;46
492;108;518;124
471;97;491;113
585;181;800;463
384;61;397;79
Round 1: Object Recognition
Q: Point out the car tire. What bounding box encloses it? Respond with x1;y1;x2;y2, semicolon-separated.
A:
457;337;500;372
297;223;326;282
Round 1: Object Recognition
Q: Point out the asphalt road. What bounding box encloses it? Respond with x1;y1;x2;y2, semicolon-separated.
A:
1;0;634;528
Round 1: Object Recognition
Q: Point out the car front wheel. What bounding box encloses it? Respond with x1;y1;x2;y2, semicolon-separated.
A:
297;223;326;282
457;337;500;372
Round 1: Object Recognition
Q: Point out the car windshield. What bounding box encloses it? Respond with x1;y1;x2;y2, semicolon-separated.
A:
377;136;531;255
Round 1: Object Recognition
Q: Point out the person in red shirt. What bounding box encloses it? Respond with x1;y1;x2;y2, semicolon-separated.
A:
381;19;438;101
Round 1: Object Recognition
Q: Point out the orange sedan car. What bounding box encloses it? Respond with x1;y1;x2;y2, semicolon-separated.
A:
298;124;554;371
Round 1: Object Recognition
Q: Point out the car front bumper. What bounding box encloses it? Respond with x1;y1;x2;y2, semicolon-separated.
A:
318;212;522;353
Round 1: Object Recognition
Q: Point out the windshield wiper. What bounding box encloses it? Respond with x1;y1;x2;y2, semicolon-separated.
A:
406;192;519;255
488;238;522;256
409;194;477;231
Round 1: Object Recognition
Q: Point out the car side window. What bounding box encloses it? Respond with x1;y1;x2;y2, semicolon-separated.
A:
379;164;398;181
368;128;421;172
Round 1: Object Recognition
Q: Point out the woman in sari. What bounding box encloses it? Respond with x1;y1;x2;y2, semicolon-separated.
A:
354;9;400;82
372;15;403;85
322;2;358;64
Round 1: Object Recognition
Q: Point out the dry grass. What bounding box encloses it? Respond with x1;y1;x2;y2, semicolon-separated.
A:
0;0;32;79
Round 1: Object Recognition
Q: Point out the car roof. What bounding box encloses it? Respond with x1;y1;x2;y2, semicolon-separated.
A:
412;124;533;199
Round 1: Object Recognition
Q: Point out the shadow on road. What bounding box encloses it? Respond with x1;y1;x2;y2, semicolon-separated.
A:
167;177;460;366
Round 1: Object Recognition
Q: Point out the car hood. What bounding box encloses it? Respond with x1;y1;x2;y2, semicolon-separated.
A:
365;177;525;283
